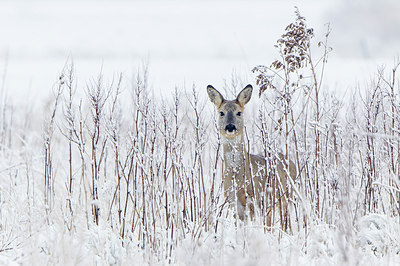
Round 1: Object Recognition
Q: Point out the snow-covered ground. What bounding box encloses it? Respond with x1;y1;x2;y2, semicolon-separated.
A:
1;0;400;265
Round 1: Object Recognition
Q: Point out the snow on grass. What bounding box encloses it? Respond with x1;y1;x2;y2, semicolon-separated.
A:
1;1;400;265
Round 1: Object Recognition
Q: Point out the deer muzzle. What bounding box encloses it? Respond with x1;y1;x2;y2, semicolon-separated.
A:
225;124;236;133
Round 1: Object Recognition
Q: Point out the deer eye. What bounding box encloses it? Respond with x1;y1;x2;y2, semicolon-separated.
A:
220;112;225;116
236;112;242;116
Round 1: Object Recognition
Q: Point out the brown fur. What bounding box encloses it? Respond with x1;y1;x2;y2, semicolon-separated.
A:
207;84;296;228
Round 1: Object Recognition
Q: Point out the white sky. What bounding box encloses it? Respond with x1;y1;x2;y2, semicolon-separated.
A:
0;0;399;102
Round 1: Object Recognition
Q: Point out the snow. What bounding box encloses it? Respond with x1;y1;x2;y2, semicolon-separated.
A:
1;0;400;265
0;0;399;102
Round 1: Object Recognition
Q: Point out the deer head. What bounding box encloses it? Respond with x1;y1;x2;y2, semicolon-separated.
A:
207;84;253;139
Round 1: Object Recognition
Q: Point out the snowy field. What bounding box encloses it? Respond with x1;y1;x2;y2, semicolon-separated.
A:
1;0;400;265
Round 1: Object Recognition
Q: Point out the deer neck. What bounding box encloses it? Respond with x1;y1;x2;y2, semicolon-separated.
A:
222;135;248;174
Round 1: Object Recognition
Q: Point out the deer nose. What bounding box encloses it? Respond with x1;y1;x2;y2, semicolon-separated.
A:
225;124;236;132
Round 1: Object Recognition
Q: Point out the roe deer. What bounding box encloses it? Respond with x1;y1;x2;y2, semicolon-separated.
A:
207;84;296;228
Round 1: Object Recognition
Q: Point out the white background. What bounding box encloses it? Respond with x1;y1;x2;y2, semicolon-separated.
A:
0;0;399;102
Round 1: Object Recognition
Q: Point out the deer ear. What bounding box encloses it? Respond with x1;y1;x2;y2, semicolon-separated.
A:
207;85;224;108
237;84;252;106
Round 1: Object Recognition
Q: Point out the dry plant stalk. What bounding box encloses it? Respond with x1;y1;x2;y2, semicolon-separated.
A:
253;8;332;232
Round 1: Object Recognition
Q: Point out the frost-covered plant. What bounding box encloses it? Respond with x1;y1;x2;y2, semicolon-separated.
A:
253;8;333;236
3;8;400;266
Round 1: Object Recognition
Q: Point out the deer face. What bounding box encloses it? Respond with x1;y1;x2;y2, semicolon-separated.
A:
207;85;253;139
